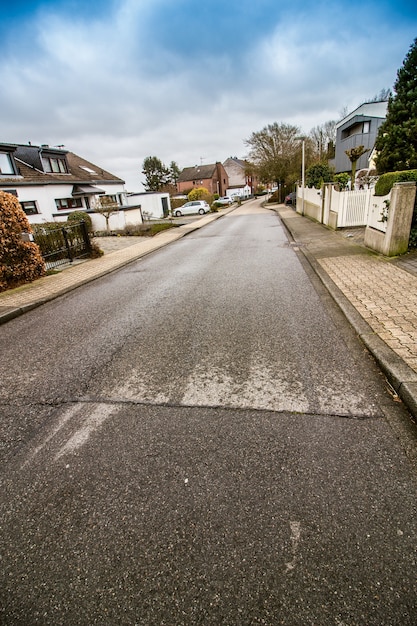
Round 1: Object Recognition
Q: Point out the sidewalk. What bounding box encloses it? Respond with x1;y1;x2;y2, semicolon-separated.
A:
274;205;417;419
1;202;417;419
0;208;232;323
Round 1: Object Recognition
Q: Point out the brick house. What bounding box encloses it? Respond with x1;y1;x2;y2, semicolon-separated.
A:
177;162;229;196
223;157;257;197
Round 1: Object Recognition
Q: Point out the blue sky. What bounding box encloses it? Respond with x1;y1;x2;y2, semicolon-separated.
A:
1;0;416;190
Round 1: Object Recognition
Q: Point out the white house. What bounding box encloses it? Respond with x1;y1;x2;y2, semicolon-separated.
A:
0;142;144;231
125;191;171;219
333;101;388;175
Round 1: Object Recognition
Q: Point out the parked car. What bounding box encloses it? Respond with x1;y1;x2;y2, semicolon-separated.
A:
285;192;296;206
216;196;234;206
173;200;210;217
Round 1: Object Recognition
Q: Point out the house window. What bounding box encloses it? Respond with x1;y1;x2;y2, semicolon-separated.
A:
363;121;370;133
108;194;122;205
0;152;15;175
21;201;39;215
55;197;83;210
42;156;68;174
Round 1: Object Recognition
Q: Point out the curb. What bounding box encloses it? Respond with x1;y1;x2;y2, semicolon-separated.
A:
0;207;236;327
275;206;417;423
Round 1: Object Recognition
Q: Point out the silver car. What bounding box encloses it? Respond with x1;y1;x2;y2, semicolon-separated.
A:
173;200;210;217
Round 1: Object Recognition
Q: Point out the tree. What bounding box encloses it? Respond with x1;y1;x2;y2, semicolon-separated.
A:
362;88;392;104
0;191;45;291
309;120;337;161
142;156;169;191
345;145;370;189
94;195;118;232
305;163;334;188
168;161;181;186
375;38;417;173
245;122;302;198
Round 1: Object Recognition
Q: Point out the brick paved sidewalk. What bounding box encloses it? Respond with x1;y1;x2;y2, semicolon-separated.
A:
275;205;417;419
319;255;417;373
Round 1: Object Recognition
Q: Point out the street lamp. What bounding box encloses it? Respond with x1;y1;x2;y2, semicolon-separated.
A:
295;136;306;216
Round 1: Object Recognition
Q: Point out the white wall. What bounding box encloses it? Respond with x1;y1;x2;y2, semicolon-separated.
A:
19;182;127;225
125;192;171;219
226;184;251;198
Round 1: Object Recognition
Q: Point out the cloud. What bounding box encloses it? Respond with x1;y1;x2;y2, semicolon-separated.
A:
0;0;416;190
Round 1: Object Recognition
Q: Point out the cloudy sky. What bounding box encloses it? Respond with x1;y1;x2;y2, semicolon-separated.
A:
1;0;416;191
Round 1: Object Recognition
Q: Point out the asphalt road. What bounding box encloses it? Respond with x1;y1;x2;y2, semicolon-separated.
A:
1;202;416;625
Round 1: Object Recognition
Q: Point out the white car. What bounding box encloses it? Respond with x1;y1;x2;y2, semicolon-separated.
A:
216;196;234;205
173;200;210;217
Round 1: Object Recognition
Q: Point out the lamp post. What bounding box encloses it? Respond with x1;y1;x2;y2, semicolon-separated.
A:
295;136;306;216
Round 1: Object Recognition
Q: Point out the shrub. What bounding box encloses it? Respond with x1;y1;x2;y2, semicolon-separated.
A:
67;210;93;232
306;163;334;188
116;223;177;237
374;169;417;196
267;191;280;203
188;187;213;203
0;191;45;292
170;198;186;211
333;173;350;191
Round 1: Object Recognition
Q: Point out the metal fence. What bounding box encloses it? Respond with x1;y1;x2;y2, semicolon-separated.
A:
33;221;92;270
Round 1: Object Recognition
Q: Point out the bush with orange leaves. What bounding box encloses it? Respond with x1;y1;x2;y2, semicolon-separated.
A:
0;191;45;292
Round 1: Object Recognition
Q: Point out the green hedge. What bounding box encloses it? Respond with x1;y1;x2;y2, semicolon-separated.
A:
374;170;417;196
67;211;93;232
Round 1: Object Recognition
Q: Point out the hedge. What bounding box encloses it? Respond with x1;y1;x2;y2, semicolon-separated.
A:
374;170;417;196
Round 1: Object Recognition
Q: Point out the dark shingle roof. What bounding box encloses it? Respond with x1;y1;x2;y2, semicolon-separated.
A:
178;163;217;183
0;143;124;186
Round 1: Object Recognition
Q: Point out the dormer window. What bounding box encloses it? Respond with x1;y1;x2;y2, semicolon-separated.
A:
41;155;68;174
0;152;15;175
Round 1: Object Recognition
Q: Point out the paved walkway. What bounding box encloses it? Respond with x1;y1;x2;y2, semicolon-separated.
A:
1;203;417;419
0;210;230;321
274;205;417;419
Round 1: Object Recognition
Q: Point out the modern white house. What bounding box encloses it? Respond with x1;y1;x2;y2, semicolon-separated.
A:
333;101;388;175
0;142;167;230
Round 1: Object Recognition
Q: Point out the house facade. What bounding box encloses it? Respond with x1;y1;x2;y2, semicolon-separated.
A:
0;142;142;231
222;157;256;198
177;162;229;196
334;101;388;174
125;191;171;219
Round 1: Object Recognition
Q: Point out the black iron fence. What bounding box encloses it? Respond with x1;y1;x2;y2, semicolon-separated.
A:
32;221;92;270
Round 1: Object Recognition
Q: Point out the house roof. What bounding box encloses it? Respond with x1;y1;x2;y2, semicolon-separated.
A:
336;101;388;129
0;143;125;187
223;157;247;169
177;163;218;182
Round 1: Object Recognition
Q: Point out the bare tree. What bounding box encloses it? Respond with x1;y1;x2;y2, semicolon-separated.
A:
309;120;336;161
245;122;301;196
94;195;119;232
